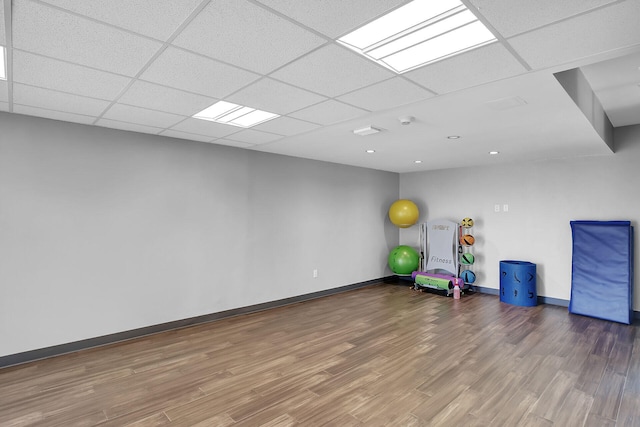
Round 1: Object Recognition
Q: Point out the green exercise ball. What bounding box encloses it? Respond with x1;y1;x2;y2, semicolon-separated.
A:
388;245;420;275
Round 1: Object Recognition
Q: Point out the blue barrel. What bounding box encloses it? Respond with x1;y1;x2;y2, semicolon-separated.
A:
500;260;537;306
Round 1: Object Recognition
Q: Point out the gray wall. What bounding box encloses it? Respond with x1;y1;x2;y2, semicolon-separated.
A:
400;124;640;310
3;109;638;358
0;112;399;357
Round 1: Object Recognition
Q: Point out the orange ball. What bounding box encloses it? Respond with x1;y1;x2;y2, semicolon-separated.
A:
460;234;475;246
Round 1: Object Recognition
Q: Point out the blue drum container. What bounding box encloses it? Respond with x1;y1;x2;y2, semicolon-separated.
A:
500;260;537;307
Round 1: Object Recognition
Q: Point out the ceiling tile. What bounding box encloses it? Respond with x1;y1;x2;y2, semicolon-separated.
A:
13;51;131;100
211;139;255;149
170;117;240;139
405;43;527;94
226;78;327;115
101;104;185;128
14;84;111;116
225;129;283;145
271;44;394;97
2;0;637;174
252;116;320;136
140;47;260;99
255;0;406;38
0;0;5;45
96;118;163;135
118;80;217;116
288;100;369;125
508;1;640;70
159;129;215;143
470;0;619;38
172;0;326;74
13;105;97;125
337;77;434;112
39;0;203;41
12;1;163;76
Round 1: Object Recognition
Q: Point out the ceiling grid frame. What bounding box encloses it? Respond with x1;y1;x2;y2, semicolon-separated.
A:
0;0;637;171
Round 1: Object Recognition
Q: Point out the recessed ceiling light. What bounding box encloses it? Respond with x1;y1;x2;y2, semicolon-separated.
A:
366;149;376;153
0;47;6;81
193;101;279;128
353;126;382;136
447;135;461;139
337;0;496;74
489;151;499;155
414;160;422;163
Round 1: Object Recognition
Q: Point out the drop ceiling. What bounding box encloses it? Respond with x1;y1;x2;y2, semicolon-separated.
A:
1;0;639;173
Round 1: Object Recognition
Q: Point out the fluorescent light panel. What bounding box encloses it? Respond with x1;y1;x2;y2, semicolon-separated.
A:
0;47;6;81
337;0;496;74
193;101;279;128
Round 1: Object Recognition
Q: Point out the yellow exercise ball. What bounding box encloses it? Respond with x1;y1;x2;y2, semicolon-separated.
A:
388;199;419;228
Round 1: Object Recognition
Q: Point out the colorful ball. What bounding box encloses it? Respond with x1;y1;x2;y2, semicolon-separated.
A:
388;245;420;275
460;234;475;246
460;252;475;265
461;217;474;228
460;269;476;283
388;199;419;228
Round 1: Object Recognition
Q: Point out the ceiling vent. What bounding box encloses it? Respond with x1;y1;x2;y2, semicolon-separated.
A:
353;126;382;136
484;96;527;111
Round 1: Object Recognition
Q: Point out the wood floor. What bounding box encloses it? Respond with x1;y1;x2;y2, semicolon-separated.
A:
1;283;639;426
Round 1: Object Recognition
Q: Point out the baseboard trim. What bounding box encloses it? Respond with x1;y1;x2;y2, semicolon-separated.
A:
472;285;640;319
472;286;499;296
473;285;569;307
0;277;391;369
538;296;569;307
4;279;635;368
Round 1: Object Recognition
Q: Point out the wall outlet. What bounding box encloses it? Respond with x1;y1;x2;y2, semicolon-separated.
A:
313;269;318;278
494;204;500;212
